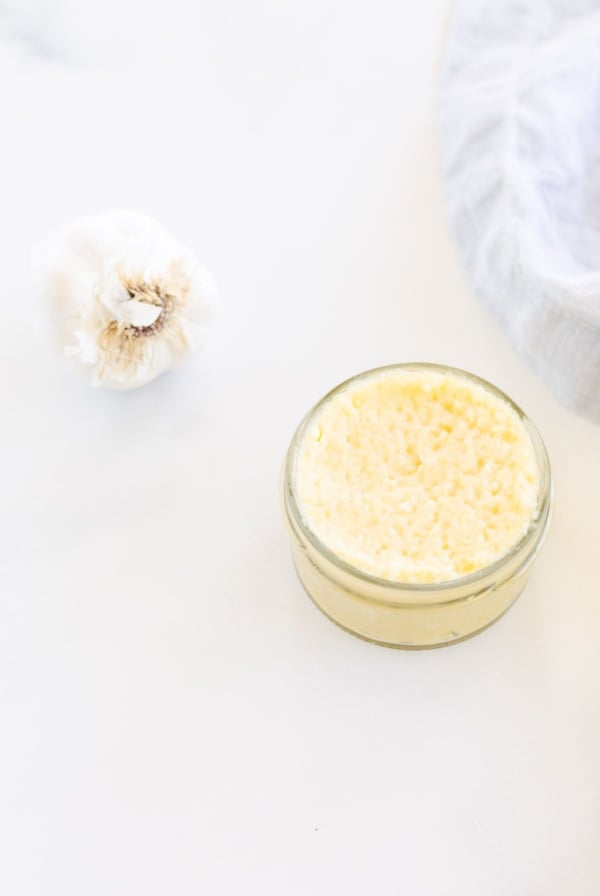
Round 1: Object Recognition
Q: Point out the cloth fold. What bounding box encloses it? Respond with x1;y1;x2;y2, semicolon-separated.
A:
440;0;600;423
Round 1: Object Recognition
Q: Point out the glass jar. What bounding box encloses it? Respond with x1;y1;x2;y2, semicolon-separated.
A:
281;363;553;649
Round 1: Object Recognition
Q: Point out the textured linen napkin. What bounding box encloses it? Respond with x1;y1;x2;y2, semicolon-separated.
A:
440;0;600;423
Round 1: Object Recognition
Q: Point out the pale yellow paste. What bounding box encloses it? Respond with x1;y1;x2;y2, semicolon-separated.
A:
295;369;540;584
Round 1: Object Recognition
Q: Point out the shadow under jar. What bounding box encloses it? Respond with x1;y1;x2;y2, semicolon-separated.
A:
281;363;553;649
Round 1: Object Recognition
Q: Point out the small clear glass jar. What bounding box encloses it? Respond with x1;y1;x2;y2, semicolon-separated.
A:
281;363;553;649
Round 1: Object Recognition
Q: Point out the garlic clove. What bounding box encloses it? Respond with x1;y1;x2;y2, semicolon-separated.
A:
115;299;162;328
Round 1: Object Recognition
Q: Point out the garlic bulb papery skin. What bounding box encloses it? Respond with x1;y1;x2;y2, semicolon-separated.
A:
33;211;217;390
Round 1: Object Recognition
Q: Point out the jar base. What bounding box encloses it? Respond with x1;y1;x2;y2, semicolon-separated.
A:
293;557;525;650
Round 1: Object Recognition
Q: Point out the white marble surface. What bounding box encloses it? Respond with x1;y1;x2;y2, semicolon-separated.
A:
2;2;600;893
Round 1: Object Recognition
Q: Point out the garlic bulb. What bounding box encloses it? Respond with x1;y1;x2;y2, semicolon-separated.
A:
33;211;217;389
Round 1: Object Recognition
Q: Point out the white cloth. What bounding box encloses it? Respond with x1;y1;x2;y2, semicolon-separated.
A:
440;0;600;423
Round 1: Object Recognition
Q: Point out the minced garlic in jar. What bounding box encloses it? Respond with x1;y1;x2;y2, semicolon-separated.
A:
295;368;540;585
283;364;552;647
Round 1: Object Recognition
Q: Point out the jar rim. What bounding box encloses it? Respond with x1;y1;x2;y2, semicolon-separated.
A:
283;362;553;597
